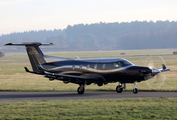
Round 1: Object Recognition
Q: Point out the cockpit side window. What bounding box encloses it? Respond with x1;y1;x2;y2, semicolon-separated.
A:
122;60;132;66
114;62;122;68
115;60;132;67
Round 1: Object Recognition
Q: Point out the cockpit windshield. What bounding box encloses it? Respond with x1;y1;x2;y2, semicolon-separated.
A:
114;60;132;67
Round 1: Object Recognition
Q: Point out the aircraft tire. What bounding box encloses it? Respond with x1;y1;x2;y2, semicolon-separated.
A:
77;87;85;94
133;88;138;94
116;85;123;93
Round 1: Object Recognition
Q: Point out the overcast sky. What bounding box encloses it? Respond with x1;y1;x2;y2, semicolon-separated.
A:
0;0;177;35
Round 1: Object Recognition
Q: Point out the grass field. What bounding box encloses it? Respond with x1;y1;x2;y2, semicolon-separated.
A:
0;49;177;119
0;97;177;119
0;49;177;92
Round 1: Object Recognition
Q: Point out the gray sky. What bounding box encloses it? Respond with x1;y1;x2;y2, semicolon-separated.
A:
0;0;177;35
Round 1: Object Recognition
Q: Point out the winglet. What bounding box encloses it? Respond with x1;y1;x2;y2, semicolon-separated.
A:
24;67;30;72
162;64;166;69
5;43;13;45
24;67;45;75
5;42;54;46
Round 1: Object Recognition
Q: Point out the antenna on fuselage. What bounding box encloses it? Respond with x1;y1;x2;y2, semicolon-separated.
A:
76;56;80;59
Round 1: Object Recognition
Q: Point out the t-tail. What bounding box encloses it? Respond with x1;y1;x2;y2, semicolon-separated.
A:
5;42;53;71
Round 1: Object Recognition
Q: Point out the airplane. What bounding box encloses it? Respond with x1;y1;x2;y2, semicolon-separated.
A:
5;42;170;94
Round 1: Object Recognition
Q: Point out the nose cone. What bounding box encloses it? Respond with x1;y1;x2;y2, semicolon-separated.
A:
126;66;152;74
139;66;152;74
151;68;161;75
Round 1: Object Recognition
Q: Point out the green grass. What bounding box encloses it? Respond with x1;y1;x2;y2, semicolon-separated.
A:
0;49;177;91
0;98;177;119
1;50;177;119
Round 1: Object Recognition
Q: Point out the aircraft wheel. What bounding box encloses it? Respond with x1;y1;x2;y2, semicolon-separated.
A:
77;87;85;94
133;88;138;94
116;85;123;93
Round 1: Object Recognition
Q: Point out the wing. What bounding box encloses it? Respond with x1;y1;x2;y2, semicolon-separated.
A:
158;64;170;72
24;67;104;84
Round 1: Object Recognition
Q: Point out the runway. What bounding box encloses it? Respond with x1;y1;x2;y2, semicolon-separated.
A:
0;91;177;103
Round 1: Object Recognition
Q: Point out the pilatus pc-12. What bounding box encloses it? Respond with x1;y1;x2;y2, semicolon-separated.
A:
5;42;170;94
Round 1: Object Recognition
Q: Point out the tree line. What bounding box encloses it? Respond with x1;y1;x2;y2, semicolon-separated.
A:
0;20;177;51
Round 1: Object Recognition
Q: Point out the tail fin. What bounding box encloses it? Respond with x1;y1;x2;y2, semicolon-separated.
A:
5;42;53;71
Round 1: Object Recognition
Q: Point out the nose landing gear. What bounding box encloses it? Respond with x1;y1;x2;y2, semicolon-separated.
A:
133;81;138;94
116;83;126;93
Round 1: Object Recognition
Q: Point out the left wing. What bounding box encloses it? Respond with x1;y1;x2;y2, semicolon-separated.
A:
24;67;104;83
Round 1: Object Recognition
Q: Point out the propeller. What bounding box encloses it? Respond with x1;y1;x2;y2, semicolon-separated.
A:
145;56;166;88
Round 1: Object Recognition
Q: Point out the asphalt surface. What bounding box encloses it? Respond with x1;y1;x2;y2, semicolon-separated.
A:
0;91;176;103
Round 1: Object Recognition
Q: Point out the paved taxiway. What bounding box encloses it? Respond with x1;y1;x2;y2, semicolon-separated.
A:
0;91;176;102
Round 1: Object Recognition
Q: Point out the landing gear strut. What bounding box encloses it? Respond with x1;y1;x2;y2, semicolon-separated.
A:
77;84;85;94
133;81;138;94
116;83;126;93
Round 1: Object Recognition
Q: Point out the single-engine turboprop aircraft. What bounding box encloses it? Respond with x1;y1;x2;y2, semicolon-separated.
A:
5;42;170;94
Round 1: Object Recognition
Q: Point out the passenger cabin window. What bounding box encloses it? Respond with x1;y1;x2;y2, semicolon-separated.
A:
102;64;106;69
80;65;82;69
94;64;97;69
72;65;75;69
87;64;90;69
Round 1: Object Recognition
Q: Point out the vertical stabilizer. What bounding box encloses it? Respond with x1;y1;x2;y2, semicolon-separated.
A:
5;42;53;71
25;45;46;71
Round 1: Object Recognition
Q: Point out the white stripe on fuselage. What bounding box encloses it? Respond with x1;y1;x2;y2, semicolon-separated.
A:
39;64;134;73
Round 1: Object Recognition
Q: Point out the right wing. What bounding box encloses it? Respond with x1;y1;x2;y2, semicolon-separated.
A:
158;64;170;72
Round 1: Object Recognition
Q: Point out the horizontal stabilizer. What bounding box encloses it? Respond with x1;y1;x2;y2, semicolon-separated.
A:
5;42;54;46
24;67;45;75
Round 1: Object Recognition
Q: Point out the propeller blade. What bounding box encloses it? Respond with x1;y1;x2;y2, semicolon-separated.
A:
145;56;167;88
147;58;154;69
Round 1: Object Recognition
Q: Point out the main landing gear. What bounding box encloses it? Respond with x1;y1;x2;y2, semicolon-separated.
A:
77;84;85;94
116;82;138;94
